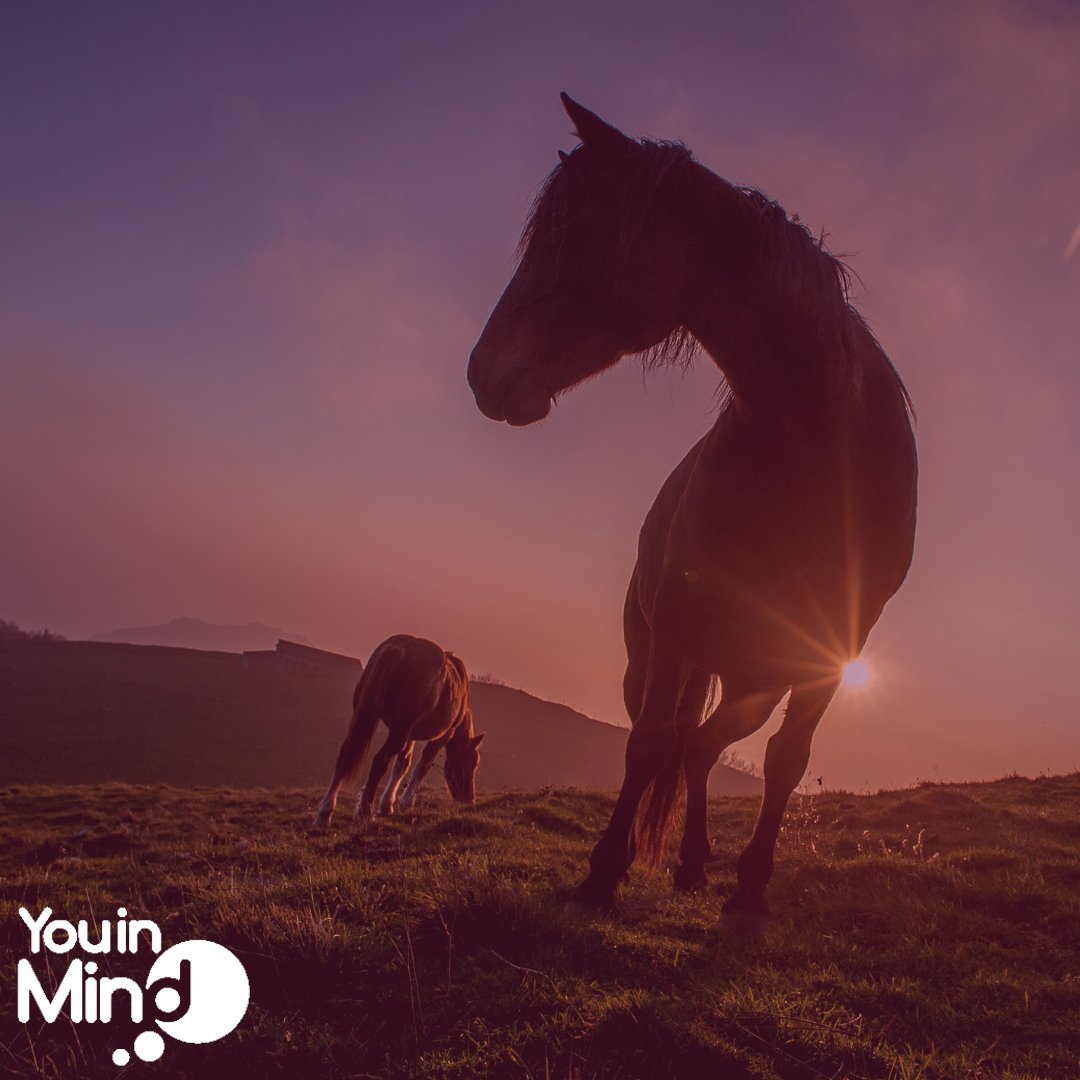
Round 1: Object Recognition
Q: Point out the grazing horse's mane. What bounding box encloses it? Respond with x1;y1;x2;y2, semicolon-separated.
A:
519;137;913;418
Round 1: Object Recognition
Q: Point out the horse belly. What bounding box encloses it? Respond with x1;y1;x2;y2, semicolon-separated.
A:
410;711;452;742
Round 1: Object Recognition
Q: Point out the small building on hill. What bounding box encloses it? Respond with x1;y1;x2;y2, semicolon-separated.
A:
240;649;277;670
241;640;364;676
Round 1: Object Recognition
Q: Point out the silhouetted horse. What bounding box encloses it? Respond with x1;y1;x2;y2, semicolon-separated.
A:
313;635;485;827
468;96;917;924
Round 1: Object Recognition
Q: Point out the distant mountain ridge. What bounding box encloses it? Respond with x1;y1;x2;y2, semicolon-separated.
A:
92;616;311;653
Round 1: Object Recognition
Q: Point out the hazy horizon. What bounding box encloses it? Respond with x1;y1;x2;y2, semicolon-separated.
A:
4;1;1079;789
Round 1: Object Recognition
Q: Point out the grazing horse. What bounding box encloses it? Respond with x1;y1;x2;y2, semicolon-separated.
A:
467;95;917;923
313;634;485;827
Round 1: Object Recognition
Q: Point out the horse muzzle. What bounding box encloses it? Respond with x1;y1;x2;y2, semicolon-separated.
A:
467;350;552;426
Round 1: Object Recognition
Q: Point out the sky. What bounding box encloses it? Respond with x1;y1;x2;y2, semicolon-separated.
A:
2;1;1078;789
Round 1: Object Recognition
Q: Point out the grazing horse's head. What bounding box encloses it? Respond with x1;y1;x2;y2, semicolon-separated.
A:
444;719;485;804
468;94;696;426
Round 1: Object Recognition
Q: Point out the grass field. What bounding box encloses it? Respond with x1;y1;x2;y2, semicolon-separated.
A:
3;775;1079;1078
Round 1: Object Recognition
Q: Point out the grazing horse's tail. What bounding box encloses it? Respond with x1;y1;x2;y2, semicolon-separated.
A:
333;642;404;783
633;674;717;869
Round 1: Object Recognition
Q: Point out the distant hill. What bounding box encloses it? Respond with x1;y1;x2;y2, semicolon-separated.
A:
92;616;312;653
0;640;761;796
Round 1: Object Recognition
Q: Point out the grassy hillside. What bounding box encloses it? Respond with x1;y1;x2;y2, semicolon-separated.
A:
1;775;1078;1078
0;641;760;795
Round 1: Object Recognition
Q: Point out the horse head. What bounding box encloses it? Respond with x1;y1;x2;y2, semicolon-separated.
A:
444;722;485;804
468;94;692;426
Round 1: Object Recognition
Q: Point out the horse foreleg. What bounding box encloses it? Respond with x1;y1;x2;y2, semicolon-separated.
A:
356;732;407;821
673;685;785;892
378;742;414;816
722;679;838;925
397;740;442;810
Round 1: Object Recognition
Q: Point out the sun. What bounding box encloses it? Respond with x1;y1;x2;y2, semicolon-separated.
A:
842;659;872;689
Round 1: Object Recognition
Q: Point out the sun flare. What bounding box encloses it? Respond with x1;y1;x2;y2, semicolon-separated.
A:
842;659;872;689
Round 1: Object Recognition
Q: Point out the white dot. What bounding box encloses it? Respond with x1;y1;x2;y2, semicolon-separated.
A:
155;987;181;1013
842;659;871;688
134;1031;165;1062
111;1049;130;1066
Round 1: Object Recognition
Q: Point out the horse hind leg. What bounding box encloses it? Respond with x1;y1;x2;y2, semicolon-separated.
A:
632;666;713;871
722;679;839;928
673;684;786;893
314;683;384;829
313;775;343;829
314;750;361;830
567;647;688;914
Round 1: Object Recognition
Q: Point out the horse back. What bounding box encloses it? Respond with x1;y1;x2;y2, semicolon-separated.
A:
365;637;468;742
361;635;448;725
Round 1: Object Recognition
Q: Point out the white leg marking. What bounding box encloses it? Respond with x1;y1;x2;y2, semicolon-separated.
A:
313;783;339;828
378;752;412;816
397;752;429;810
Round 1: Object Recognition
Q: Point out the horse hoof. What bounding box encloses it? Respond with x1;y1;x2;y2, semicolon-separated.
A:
672;866;708;893
311;814;331;830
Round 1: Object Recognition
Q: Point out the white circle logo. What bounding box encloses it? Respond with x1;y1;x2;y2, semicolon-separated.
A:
146;939;250;1044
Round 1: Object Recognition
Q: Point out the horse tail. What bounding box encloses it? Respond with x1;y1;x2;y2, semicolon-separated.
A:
632;742;688;869
332;642;404;783
632;672;717;869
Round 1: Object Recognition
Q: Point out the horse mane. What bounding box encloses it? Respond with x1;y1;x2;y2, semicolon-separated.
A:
518;139;702;377
445;651;467;679
736;185;915;418
444;651;471;707
518;138;914;420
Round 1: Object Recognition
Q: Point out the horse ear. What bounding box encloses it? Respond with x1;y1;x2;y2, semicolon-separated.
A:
471;732;486;748
558;149;569;162
560;92;629;150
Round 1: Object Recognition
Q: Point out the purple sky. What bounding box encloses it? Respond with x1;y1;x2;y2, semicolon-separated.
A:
3;1;1079;788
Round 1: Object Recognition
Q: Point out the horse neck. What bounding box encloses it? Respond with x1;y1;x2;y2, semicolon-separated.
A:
448;708;473;748
676;165;856;420
443;653;471;735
